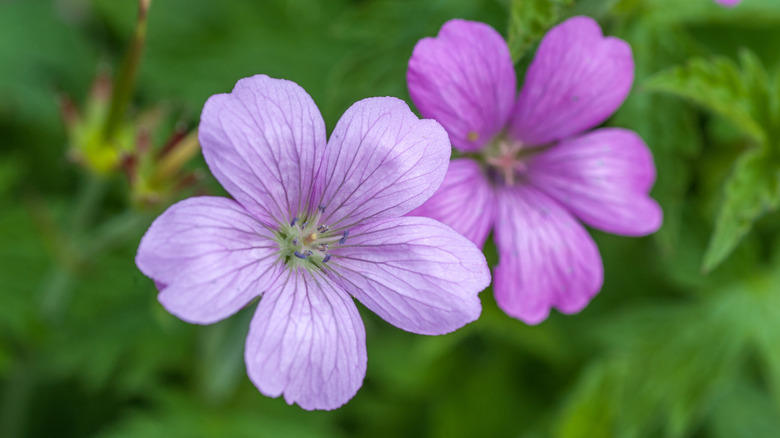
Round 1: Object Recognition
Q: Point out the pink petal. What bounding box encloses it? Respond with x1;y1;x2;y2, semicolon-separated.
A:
318;97;450;228
136;197;282;324
407;19;516;152
245;269;366;411
407;158;496;249
715;0;741;6
199;75;327;225
528;128;662;236
330;217;488;335
509;16;634;146
493;186;603;325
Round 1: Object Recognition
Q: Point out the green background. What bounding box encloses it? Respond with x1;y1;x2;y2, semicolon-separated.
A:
2;0;780;437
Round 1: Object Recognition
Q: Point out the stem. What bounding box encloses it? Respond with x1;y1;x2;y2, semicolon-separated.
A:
102;0;152;143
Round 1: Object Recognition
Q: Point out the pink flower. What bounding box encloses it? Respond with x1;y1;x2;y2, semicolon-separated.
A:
407;17;662;324
715;0;741;6
136;75;490;409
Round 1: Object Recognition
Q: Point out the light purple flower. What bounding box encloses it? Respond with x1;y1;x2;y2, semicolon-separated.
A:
136;75;490;410
715;0;741;6
407;17;662;325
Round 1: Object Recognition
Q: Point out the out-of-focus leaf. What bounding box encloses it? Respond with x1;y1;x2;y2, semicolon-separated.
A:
614;0;780;25
707;381;780;438
747;267;780;409
507;0;576;62
645;51;768;144
703;147;780;272
95;391;344;438
557;293;749;437
556;363;617;438
327;0;505;122
558;266;780;438
196;305;254;404
613;22;702;255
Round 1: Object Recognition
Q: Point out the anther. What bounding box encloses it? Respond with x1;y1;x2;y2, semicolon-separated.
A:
318;224;329;232
322;254;331;263
339;230;349;245
293;251;309;259
318;204;326;213
290;217;298;227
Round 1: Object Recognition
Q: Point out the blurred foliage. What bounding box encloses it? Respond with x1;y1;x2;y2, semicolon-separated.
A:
2;0;780;437
507;0;577;62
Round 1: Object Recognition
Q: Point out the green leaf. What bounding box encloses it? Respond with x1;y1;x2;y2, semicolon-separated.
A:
556;285;757;438
612;22;703;255
645;52;768;144
703;147;780;272
507;0;575;62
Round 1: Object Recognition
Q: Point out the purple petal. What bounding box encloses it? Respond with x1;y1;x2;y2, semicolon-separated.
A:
330;217;488;335
245;269;366;411
136;197;282;324
408;158;495;249
509;16;634;146
528;128;662;236
199;75;327;224
407;19;516;152
493;186;603;325
318;97;450;228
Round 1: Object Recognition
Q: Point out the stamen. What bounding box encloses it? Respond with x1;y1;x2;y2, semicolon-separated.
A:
339;230;349;245
290;217;298;227
318;204;326;213
317;224;329;232
293;251;309;259
322;254;331;263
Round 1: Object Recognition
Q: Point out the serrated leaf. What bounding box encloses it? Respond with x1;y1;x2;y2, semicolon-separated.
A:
645;53;768;144
703;147;780;271
507;0;576;62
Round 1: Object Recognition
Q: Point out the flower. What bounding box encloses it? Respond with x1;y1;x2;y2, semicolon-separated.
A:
715;0;741;6
136;75;490;410
406;17;661;324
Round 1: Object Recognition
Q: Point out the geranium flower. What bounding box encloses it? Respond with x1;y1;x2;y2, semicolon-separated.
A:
715;0;741;6
407;17;661;324
136;75;490;410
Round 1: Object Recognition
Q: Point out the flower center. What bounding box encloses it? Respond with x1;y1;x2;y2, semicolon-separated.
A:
481;136;547;186
275;204;348;269
482;137;528;186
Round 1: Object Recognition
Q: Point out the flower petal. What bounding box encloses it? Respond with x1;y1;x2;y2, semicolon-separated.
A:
493;186;603;325
245;269;366;411
407;19;516;152
529;128;662;236
509;16;634;146
407;158;496;248
318;97;450;228
136;197;282;324
329;216;488;335
199;74;327;225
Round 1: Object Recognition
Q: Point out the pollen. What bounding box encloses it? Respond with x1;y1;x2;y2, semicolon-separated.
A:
467;131;479;142
304;232;318;245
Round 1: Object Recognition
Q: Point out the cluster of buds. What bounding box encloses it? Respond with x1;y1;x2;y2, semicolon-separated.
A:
58;0;203;209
